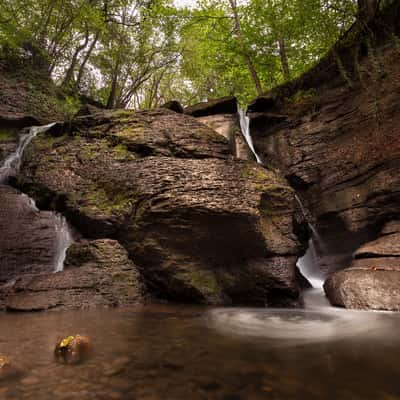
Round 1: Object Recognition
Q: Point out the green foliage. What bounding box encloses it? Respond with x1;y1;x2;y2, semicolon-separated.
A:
62;96;81;121
0;0;360;110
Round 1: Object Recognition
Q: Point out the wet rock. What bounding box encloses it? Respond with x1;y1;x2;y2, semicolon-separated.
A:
324;269;400;311
3;239;145;311
103;357;132;376
324;221;400;311
295;267;312;289
17;108;302;306
0;185;61;283
54;335;92;364
161;100;184;114
185;96;238;117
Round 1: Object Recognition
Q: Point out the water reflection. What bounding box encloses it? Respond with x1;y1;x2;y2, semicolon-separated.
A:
0;306;400;400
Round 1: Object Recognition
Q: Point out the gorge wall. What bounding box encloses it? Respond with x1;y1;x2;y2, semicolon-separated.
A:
248;2;400;310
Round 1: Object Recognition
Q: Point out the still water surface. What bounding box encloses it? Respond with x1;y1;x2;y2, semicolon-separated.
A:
1;304;400;400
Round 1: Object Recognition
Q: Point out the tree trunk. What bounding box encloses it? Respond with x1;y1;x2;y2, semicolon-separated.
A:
357;0;380;21
106;68;119;109
62;32;90;88
75;31;100;90
228;0;263;96
278;38;290;81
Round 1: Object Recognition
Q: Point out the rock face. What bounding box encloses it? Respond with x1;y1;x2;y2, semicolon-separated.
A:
196;114;252;160
324;221;400;311
184;96;238;117
16;108;303;306
250;40;400;274
1;239;145;311
0;185;61;282
0;62;66;124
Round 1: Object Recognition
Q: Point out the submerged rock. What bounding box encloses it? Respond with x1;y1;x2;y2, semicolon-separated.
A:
324;221;400;311
0;355;21;380
16;108;303;306
54;335;91;364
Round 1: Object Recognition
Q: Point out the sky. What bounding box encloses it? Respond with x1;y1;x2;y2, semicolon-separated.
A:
174;0;196;7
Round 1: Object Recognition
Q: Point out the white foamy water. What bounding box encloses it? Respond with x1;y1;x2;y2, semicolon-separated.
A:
53;214;73;273
239;109;262;164
208;307;386;344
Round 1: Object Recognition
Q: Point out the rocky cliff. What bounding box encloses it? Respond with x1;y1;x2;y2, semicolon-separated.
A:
248;2;400;310
0;107;305;309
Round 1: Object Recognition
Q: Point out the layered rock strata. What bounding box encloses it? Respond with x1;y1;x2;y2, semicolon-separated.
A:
13;108;303;306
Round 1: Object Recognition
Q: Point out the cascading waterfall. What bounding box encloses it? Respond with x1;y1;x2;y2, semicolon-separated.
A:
238;109;262;164
0;123;73;274
0;124;56;183
238;109;327;307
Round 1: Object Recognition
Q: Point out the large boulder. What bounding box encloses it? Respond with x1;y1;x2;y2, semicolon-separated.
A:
17;108;303;306
324;221;400;311
2;239;145;311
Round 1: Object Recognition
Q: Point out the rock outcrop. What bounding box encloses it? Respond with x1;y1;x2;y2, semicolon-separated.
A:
184;96;237;117
161;100;184;114
0;62;66;125
324;221;400;311
15;108;303;306
1;239;145;311
248;4;400;278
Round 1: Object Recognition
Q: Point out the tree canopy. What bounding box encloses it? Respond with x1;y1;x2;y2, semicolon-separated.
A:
0;0;384;108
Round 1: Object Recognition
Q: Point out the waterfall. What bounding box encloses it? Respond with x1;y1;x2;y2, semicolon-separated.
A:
237;109;328;307
0;123;56;183
294;194;329;307
0;123;73;274
238;109;262;164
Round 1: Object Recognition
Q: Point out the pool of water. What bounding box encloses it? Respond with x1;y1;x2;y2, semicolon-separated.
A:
1;304;400;400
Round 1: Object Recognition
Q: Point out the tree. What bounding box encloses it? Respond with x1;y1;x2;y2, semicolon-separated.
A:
227;0;263;95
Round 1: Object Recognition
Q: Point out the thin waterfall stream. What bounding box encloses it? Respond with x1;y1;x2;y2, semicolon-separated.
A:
0;124;73;277
238;108;326;304
238;109;262;164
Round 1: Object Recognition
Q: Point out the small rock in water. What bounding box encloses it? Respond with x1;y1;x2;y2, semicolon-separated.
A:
0;355;22;380
54;335;92;365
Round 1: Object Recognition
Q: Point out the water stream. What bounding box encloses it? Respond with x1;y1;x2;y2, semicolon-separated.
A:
238;109;262;164
0;124;73;275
